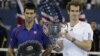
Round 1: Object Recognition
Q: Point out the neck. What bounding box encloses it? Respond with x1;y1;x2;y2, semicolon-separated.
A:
70;18;79;27
25;21;34;31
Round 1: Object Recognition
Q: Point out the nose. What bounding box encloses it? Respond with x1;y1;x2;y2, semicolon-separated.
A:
73;11;77;14
27;14;33;18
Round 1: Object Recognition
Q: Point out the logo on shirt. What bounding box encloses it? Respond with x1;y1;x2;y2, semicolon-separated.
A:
33;31;37;35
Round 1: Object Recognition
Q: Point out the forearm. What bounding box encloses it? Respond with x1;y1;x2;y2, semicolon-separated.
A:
72;39;92;51
54;39;63;52
64;33;92;51
8;46;14;56
42;45;52;56
67;36;92;51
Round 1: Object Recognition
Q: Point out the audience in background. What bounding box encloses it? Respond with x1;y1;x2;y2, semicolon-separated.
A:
90;20;100;52
79;13;87;22
0;17;8;56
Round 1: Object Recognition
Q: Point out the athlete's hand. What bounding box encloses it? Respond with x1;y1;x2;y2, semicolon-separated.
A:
60;32;73;41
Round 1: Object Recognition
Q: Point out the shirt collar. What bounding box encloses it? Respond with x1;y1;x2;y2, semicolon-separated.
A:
22;23;37;30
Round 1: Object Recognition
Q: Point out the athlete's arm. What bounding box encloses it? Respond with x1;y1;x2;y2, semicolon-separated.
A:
63;31;93;51
8;45;14;56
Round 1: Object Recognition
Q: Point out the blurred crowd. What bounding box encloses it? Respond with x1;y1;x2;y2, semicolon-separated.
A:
0;0;100;56
0;0;100;10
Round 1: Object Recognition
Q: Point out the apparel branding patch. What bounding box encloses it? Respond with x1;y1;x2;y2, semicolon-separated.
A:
33;31;37;35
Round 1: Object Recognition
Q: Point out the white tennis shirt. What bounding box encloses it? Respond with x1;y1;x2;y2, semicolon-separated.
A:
60;21;93;56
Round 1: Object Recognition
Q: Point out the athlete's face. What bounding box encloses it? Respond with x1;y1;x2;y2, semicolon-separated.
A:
68;5;81;20
24;9;36;23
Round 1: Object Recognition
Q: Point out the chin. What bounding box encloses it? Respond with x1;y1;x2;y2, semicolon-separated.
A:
72;17;77;19
27;20;32;23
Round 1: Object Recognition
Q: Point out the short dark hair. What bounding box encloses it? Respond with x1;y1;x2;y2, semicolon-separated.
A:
24;3;36;12
67;1;83;11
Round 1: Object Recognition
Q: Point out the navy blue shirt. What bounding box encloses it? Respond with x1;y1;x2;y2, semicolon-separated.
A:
10;23;51;48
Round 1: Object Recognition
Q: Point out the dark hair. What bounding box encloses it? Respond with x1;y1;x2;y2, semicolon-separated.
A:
67;1;83;11
24;3;36;12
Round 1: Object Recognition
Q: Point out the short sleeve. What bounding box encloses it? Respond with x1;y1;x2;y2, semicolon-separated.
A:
9;28;18;48
83;24;93;41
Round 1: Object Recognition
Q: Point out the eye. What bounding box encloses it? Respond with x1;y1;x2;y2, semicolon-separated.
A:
30;13;34;15
76;10;79;12
71;10;74;12
26;12;29;14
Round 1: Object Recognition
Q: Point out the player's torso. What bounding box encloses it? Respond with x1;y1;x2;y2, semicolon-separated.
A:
63;21;88;56
67;22;85;41
15;25;43;45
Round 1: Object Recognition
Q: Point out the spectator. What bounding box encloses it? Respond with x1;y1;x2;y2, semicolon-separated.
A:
79;13;87;22
39;17;50;35
0;0;2;9
90;20;100;52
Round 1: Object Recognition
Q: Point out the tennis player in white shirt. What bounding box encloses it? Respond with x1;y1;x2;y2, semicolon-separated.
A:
55;1;93;56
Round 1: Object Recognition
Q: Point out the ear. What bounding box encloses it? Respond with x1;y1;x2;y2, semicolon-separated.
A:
34;13;36;18
34;13;36;16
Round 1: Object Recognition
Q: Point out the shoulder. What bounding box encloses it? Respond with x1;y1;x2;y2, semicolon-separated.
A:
11;25;23;34
80;22;93;33
33;23;44;33
80;21;91;28
35;23;42;29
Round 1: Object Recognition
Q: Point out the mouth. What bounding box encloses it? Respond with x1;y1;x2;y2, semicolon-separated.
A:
73;15;77;17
